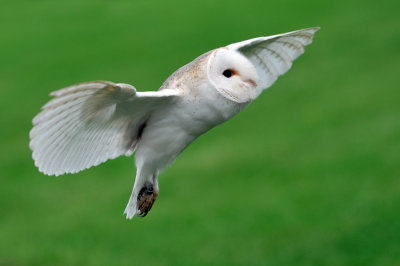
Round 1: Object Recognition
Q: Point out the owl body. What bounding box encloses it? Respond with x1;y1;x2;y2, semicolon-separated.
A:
129;51;249;216
136;48;249;169
29;27;319;219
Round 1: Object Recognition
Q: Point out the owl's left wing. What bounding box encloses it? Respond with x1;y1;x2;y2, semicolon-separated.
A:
228;27;319;98
30;81;180;176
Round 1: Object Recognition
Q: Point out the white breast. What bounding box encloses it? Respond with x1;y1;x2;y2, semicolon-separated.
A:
134;80;246;174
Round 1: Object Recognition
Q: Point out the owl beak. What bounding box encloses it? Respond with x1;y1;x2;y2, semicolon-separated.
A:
246;79;257;88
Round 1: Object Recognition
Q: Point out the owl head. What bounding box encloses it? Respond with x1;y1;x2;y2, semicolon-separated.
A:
206;27;319;103
207;48;259;103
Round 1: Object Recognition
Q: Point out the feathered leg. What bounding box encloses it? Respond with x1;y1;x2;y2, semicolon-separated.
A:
124;168;159;219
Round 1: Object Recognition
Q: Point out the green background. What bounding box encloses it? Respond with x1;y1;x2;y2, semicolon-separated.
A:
1;0;399;265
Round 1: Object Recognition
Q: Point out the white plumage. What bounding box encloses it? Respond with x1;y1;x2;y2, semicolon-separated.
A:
29;27;319;219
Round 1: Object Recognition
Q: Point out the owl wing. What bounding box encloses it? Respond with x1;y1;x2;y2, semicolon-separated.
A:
29;81;180;176
228;27;319;98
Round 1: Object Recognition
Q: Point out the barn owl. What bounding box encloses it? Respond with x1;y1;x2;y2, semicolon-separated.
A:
29;27;319;219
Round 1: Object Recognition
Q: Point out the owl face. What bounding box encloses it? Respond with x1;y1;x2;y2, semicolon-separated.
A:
207;48;259;103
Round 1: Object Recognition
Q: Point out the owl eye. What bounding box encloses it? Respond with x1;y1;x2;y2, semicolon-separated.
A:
222;69;233;78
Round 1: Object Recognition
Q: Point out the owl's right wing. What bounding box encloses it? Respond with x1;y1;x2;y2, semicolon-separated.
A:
228;27;319;98
29;81;180;176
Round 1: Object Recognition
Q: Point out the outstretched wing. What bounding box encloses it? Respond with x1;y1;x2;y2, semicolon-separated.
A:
228;27;319;98
29;81;180;176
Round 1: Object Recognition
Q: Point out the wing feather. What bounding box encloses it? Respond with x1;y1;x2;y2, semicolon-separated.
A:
30;81;180;176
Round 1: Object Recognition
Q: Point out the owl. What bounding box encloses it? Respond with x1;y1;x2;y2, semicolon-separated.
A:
29;27;319;219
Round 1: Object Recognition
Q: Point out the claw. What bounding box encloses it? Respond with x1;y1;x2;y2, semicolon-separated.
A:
138;211;148;217
136;182;158;217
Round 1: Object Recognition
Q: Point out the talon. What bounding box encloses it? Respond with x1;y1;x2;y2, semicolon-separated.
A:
138;211;147;217
136;182;158;217
138;211;148;217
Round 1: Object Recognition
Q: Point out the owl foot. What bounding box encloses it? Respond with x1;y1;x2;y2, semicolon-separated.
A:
137;182;158;217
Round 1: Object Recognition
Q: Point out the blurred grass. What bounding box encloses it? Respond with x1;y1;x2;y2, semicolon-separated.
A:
1;0;400;265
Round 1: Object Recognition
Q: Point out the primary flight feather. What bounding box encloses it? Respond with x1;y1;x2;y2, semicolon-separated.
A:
29;27;320;219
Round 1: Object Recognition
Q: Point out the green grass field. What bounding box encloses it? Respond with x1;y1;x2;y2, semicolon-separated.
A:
1;0;399;265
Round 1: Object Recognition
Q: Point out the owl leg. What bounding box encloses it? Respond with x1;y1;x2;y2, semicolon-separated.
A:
124;170;159;219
